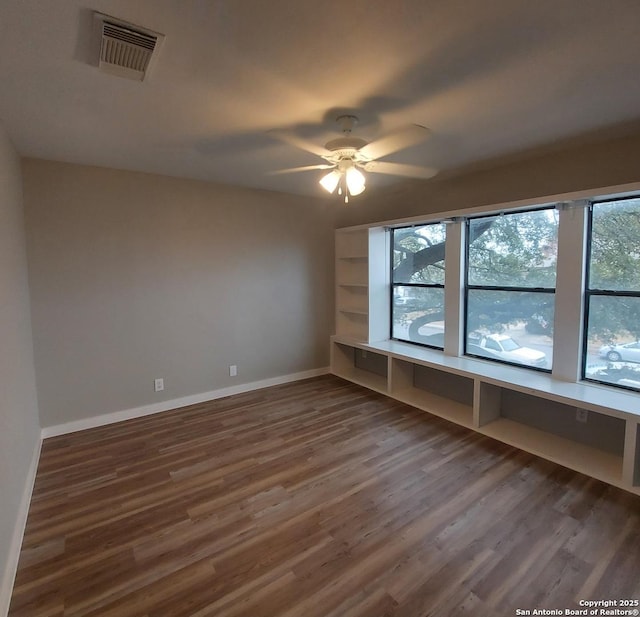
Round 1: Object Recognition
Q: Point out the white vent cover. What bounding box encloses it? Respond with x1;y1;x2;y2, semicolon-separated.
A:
93;13;164;81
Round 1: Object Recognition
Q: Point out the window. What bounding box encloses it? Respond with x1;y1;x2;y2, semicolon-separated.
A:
583;197;640;391
391;223;446;348
465;208;558;371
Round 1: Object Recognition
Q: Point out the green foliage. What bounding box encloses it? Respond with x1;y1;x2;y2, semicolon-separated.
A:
468;209;558;288
589;296;640;343
590;200;640;290
588;199;640;342
393;224;446;284
466;290;554;334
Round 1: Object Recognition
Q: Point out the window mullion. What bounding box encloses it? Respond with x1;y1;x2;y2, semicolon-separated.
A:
444;219;464;356
553;200;588;381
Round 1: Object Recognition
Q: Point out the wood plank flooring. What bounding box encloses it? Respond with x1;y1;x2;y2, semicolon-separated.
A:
9;375;640;616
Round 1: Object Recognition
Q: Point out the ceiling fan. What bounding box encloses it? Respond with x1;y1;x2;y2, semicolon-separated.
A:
268;115;438;203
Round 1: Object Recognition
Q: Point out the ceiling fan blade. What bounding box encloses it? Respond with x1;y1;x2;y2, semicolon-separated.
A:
362;161;438;179
267;164;335;176
267;129;331;158
359;124;431;160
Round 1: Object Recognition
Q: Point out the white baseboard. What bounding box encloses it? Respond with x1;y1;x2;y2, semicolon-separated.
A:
41;367;330;438
1;436;42;617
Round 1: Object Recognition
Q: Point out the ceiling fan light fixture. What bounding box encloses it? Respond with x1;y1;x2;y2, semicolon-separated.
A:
346;166;365;196
269;114;436;201
319;169;341;193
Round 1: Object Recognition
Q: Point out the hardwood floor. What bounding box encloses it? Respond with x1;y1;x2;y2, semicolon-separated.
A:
9;375;640;617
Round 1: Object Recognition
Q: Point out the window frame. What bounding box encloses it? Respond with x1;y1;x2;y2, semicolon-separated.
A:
582;197;640;392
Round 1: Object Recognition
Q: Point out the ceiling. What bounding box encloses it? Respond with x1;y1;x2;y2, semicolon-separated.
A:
2;0;640;199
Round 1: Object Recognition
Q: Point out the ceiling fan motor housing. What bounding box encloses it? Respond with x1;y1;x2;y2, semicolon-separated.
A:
324;137;369;153
323;138;371;169
323;115;371;165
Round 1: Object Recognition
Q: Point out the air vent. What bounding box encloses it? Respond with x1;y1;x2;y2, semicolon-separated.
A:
93;13;164;81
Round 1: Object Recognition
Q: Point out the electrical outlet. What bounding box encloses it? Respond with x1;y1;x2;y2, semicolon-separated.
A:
229;365;237;377
576;408;588;423
154;378;164;392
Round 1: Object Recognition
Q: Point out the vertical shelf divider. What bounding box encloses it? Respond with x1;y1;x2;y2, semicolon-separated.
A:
473;381;502;428
623;419;640;486
389;358;413;396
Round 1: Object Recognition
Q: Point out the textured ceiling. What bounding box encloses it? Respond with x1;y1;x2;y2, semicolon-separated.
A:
2;0;640;198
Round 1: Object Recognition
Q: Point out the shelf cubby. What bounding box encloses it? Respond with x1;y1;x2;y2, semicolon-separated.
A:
335;229;368;259
335;311;368;342
331;342;388;394
479;418;624;487
336;258;368;286
337;284;368;315
389;358;473;428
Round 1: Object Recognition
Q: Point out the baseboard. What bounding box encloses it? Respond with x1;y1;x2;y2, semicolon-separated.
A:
41;367;330;438
0;436;42;617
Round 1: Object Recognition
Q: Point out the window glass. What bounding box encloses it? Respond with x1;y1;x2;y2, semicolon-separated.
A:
392;287;444;346
392;223;446;348
393;224;446;284
584;212;640;392
465;208;557;372
466;290;552;369
468;210;558;288
588;198;640;292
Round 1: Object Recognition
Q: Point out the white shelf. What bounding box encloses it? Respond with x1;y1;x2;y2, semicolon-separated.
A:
339;308;368;316
330;335;640;496
392;387;473;429
336;228;369;259
335;227;389;343
335;313;368;341
332;366;388;394
480;418;624;487
356;337;640;420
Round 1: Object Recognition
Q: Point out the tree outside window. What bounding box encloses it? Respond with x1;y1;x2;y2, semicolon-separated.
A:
465;208;558;371
584;198;640;391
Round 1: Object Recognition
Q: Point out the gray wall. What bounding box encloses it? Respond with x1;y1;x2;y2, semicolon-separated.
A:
414;365;474;407
500;390;626;456
335;129;640;227
23;160;334;428
0;127;40;612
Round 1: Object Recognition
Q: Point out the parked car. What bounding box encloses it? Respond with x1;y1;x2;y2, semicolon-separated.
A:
468;333;547;368
591;363;640;389
394;296;422;311
598;341;640;363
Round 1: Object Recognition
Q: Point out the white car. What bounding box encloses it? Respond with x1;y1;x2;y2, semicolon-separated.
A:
598;341;640;363
471;333;547;368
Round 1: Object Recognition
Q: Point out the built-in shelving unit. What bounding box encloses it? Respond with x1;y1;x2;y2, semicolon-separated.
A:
335;227;389;343
331;334;640;495
331;341;388;394
331;219;640;496
389;358;474;428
